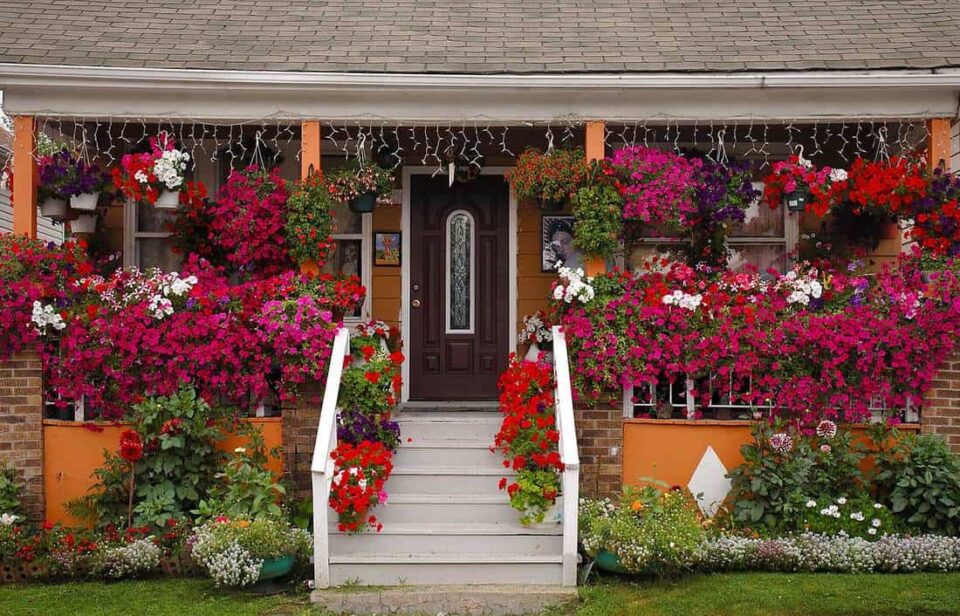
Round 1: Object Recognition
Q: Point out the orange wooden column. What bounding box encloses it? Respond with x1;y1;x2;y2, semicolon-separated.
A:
584;121;607;276
927;118;952;171
12;116;38;239
300;120;322;275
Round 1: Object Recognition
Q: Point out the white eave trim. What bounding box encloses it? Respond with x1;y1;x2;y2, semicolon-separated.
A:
2;63;960;90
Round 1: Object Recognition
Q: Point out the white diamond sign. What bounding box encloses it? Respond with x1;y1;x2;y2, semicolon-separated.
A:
687;445;731;518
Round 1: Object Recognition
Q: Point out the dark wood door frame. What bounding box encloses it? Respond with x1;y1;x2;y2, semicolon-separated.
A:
401;168;517;402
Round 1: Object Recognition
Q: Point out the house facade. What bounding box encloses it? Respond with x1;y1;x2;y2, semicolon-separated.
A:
1;0;960;589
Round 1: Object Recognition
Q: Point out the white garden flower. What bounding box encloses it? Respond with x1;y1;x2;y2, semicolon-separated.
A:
806;500;817;508
850;512;865;522
872;518;882;528
554;266;595;304
0;513;17;525
31;301;66;333
829;168;849;182
152;149;190;190
837;497;847;505
148;294;174;319
868;527;878;536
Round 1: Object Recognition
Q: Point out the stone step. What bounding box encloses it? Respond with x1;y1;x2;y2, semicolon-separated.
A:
392;440;503;468
328;554;563;586
329;523;562;556
312;584;577;615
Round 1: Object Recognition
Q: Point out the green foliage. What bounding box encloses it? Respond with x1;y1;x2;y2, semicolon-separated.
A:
572;184;623;259
509;469;562;525
285;173;336;265
339;352;398;414
579;486;705;577
193;517;311;561
873;430;960;535
66;453;130;528
0;463;21;515
726;422;865;533
195;429;285;521
506;147;590;204
793;493;897;540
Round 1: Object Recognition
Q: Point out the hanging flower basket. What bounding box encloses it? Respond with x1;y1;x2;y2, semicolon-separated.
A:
537;195;567;211
69;191;100;212
348;191;378;213
784;188;811;213
39;196;68;219
70;213;97;234
154;189;181;210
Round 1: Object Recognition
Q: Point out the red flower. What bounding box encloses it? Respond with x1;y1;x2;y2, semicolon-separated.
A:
118;429;143;463
364;371;380;384
361;345;375;361
389;351;405;365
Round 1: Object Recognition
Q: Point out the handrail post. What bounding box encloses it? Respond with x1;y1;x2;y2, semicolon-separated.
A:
551;325;580;587
311;326;350;591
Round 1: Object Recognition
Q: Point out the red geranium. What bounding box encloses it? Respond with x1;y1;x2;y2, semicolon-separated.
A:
329;440;393;534
118;429;143;463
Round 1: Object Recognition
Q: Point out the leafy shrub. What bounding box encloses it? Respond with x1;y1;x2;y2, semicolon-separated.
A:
580;487;705;577
340;351;403;415
793;494;896;540
0;463;21;516
191;517;311;587
571;185;623;260
285;172;336;266
195;441;285;522
873;431;960;535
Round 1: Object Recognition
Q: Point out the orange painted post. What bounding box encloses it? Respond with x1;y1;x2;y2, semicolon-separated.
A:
927;118;952;171
12;116;38;239
300;120;323;275
584;121;607;277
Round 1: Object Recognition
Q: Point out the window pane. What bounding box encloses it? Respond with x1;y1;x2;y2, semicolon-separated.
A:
727;244;787;274
138;238;182;272
626;242;685;273
137;201;179;232
330;199;362;234
321;239;363;318
448;212;472;331
728;183;785;238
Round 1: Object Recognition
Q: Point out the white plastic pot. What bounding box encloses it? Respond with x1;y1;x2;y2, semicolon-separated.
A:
70;214;97;234
39;197;68;219
524;342;541;363
69;191;100;211
154;190;180;209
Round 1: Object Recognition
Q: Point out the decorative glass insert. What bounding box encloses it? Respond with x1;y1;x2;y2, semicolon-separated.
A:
447;211;473;332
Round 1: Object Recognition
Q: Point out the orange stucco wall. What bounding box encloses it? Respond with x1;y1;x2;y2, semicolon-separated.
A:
43;418;282;526
621;419;919;492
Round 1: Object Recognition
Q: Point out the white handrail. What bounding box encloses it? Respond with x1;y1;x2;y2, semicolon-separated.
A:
310;326;350;590
551;325;579;587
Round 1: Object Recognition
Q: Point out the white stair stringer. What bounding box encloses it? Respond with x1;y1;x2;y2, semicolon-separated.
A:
325;410;566;586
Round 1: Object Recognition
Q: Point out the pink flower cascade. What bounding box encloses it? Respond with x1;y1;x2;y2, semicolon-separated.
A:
559;251;960;427
609;146;703;226
206;166;294;278
45;256;340;419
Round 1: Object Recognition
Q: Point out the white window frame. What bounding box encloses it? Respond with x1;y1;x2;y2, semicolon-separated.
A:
444;209;476;334
123;198;175;269
330;213;373;323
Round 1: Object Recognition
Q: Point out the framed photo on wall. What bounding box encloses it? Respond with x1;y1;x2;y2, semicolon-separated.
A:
541;215;581;272
374;232;401;267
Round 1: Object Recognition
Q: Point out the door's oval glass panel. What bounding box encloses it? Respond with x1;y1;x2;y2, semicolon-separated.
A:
447;211;473;331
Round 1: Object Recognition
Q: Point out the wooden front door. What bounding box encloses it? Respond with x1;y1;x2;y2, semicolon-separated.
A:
409;174;510;400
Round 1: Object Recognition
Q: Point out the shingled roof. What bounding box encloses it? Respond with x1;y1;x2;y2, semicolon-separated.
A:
1;1;959;75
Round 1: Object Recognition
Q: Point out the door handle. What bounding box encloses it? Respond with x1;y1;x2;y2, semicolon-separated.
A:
412;299;422;308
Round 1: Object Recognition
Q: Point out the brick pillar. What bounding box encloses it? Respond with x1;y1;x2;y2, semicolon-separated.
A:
0;352;44;520
575;404;623;498
281;382;323;500
922;350;960;452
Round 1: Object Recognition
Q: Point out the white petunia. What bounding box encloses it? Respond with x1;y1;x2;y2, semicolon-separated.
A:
837;497;847;505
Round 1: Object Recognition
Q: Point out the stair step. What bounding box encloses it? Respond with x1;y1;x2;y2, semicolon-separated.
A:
395;414;502;441
330;522;561;536
329;526;562;555
387;471;507;495
331;553;562;564
393;441;502;468
329;557;563;586
373;494;533;525
391;465;511;476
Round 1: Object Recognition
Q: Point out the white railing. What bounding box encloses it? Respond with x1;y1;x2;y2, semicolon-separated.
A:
310;326;350;590
551;325;580;587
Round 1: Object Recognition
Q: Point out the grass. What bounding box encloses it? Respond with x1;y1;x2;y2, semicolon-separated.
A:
3;573;960;615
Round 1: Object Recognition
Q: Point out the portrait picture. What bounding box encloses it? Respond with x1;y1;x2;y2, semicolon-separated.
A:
541;215;581;272
374;232;401;267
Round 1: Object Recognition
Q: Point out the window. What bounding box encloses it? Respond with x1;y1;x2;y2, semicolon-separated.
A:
320;196;371;321
445;210;475;333
124;200;182;271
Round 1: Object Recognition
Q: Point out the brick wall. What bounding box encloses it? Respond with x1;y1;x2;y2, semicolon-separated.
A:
0;352;44;520
575;404;623;498
922;350;960;452
281;382;323;500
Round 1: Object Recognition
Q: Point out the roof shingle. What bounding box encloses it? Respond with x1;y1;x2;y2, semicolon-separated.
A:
0;1;958;74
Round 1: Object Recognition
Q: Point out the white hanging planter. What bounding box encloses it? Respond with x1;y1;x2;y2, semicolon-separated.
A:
154;189;180;209
379;338;390;355
39;197;68;219
524;342;541;363
69;191;100;212
70;213;97;234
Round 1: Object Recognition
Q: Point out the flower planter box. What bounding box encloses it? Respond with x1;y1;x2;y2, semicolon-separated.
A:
155;190;180;209
70;214;97;234
40;197;68;220
69;191;100;212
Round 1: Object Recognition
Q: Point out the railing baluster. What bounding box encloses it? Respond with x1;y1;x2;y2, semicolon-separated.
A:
551;325;579;587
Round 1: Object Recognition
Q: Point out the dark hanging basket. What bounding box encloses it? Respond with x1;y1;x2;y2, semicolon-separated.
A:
348;191;378;214
784;188;811;213
537;195;567;211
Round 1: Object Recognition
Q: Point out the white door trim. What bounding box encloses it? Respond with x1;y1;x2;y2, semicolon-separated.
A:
400;166;517;403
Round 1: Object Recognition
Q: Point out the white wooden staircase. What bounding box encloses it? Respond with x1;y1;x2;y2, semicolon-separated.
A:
311;327;579;588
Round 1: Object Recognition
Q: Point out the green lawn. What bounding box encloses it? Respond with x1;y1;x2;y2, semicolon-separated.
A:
3;574;960;616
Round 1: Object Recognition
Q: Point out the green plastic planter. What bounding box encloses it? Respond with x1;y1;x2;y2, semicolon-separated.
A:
594;550;629;574
258;555;295;581
349;191;378;213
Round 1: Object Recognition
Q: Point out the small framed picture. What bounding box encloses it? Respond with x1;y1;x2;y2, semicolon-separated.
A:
541;215;581;272
374;232;402;267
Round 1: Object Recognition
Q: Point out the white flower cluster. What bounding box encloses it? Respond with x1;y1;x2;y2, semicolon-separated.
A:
781;270;823;306
31;301;66;334
522;313;553;344
191;523;263;588
148;272;198;320
552;266;595;304
662;290;703;311
152;149;190;190
698;533;960;574
829;168;849;182
94;538;161;580
0;513;17;525
356;320;392;339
